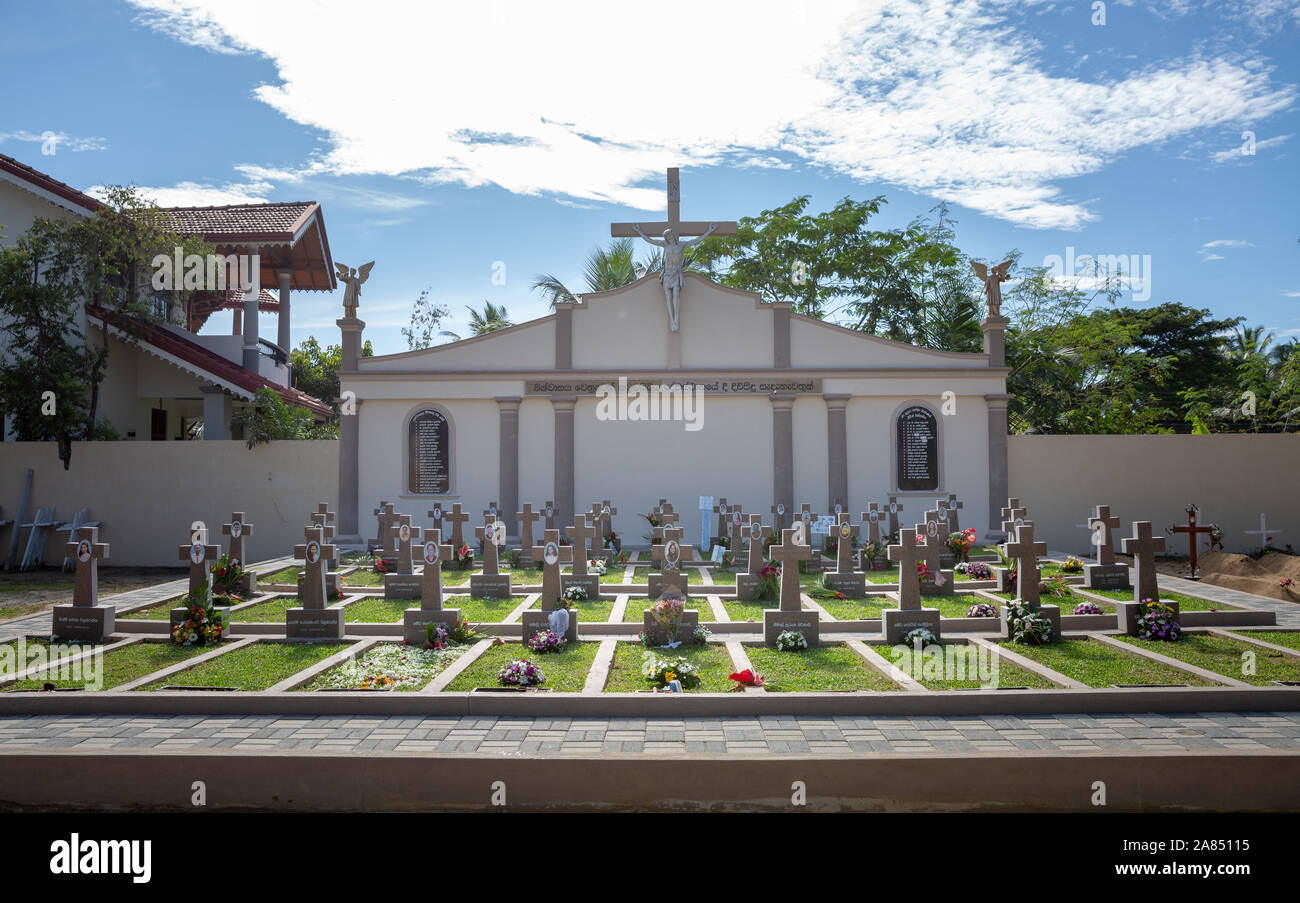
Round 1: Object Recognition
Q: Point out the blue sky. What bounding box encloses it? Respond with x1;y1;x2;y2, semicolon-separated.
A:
1;0;1297;354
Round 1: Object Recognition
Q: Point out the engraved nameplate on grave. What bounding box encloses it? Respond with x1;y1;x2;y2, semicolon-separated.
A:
407;409;450;494
896;405;938;492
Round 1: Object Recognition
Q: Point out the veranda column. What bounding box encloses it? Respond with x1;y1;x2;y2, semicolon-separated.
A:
552;396;576;535
771;395;795;517
985;394;1010;536
825;394;849;510
497;396;521;542
200;386;231;440
276;269;292;353
335;312;366;543
241;250;262;372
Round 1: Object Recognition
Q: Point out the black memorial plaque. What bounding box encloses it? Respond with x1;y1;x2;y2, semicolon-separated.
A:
408;409;450;494
896;405;938;491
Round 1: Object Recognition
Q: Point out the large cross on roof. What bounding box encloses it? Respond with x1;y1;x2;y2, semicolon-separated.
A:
610;168;737;240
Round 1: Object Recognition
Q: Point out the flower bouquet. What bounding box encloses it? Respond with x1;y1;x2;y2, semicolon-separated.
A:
650;593;686;644
526;629;567;654
210;553;245;603
1072;601;1103;615
902;626;938;647
1135;599;1181;641
728;668;766;690
586;558;608;576
1060;555;1084;574
946;527;977;561
859;539;887;570
454;544;473;570
498;658;545;688
562;584;588;604
1005;600;1054;645
958;561;993;580
169;584;227;647
755;565;779;601
966;601;998;619
642;654;700;690
775;630;808;652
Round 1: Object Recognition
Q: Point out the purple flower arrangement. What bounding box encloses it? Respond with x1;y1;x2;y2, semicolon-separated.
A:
1135;598;1181;642
960;562;993;580
525;630;566;654
966;602;999;618
1072;601;1103;615
498;658;545;687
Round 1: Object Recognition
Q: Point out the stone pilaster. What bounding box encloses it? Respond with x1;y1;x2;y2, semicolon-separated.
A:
336;316;366;543
985;393;1010;535
552;396;576;537
497;396;521;542
825;394;849;512
200;386;232;441
771;395;795;519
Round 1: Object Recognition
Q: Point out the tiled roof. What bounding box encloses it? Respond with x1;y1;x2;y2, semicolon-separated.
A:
0;152;106;213
88;306;334;419
156;201;320;242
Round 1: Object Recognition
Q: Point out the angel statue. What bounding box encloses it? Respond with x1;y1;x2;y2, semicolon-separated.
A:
336;261;375;317
631;223;718;332
971;260;1012;318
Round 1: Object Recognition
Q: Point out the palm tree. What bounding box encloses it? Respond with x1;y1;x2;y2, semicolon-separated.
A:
532;238;662;307
438;301;513;341
1231;325;1275;360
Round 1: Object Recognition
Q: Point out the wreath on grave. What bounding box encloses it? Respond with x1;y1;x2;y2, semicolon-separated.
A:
1005;600;1054;646
170;584;228;647
1135;599;1181;642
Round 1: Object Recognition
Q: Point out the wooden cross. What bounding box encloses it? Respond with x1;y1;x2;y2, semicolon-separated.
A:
178;536;221;597
530;529;572;610
1001;522;1046;607
834;513;860;574
294;524;336;609
1245;513;1282;551
373;501;395;547
474;514;503;576
888;527;924;610
919;511;949;579
768;527;811;612
1087;504;1121;566
568;514;600;576
66;525;108;607
599;500;617;540
727;506;745;556
743;514;772;576
886;495;904;536
221;512;254;568
609;167;738;240
419;529;455;610
393;514;421;575
1170;505;1215;577
861;503;884;545
1120;521;1164;602
771;499;788;532
442;503;469;549
543;501;556;532
516;503;541;561
712;497;732;539
944;493;963;533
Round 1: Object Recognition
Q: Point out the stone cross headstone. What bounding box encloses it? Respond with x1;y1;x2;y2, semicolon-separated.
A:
568;515;599;576
886;495;904;536
1121;521;1165;603
599;500;617;540
654;503;679;543
543;500;557;532
834;513;859;574
919;511;953;593
650;525;696;596
1001;522;1047;607
392;514;421;574
1000;498;1031;533
944;493;963;533
888;528;924;611
221;512;254;568
743;514;772;575
1245;513;1282;550
862;503;884;545
1088;504;1121;566
419;530;454;608
771;499;788;533
293;524;336;609
373;501;395;549
67;525;108;607
483;501;500;524
728;507;745;559
178;536;221;597
712;497;731;539
442;503;470;549
517;503;541;565
474;515;504;576
470;515;511;599
769;527;811;611
531;529;573;610
1170;505;1215;577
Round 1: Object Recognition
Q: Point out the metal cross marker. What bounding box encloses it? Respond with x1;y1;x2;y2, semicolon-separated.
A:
1245;512;1282;550
1170;504;1215;578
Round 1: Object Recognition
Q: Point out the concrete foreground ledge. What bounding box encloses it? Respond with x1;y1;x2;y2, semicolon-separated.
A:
1;748;1296;812
0;686;1296;718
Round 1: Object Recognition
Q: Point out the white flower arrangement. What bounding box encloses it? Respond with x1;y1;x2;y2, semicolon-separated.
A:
587;559;608;576
311;643;461;691
775;630;808;652
902;626;938;647
562;584;589;603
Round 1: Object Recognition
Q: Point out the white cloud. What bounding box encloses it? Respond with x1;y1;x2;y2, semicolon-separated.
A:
127;0;1297;229
1202;239;1255;249
0;130;108;152
87;180;273;207
1211;133;1292;162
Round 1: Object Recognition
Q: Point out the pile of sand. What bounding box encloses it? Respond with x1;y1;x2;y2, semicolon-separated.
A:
1193;550;1300;603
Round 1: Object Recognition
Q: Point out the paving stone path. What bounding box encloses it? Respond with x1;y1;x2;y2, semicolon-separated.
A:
2;711;1297;756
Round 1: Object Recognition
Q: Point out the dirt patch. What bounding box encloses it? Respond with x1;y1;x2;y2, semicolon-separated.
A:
1134;550;1300;603
1198;573;1300;603
0;567;187;621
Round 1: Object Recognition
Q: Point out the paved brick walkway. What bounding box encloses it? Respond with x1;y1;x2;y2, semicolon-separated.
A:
2;711;1298;755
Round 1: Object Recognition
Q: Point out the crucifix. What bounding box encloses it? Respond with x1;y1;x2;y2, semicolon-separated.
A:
888;527;924;611
294;524;336;609
531;529;573;610
517;503;541;564
1087;504;1122;566
1002;522;1046;607
611;167;737;332
474;514;503;576
834;513;860;574
420;529;455;609
769;527;811;612
1121;521;1165;602
222;512;254;569
743;514;772;576
1245;513;1282;551
771;499;788;533
886;495;904;536
67;525;108;607
178;535;221;597
568;514;600;576
862;503;884;546
1170;504;1215;578
944;493;963;533
393;514;422;575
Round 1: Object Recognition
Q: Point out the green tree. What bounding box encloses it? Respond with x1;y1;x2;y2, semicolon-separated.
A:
289;336;373;409
230;387;337;448
532;238;662;307
401;287;450;350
